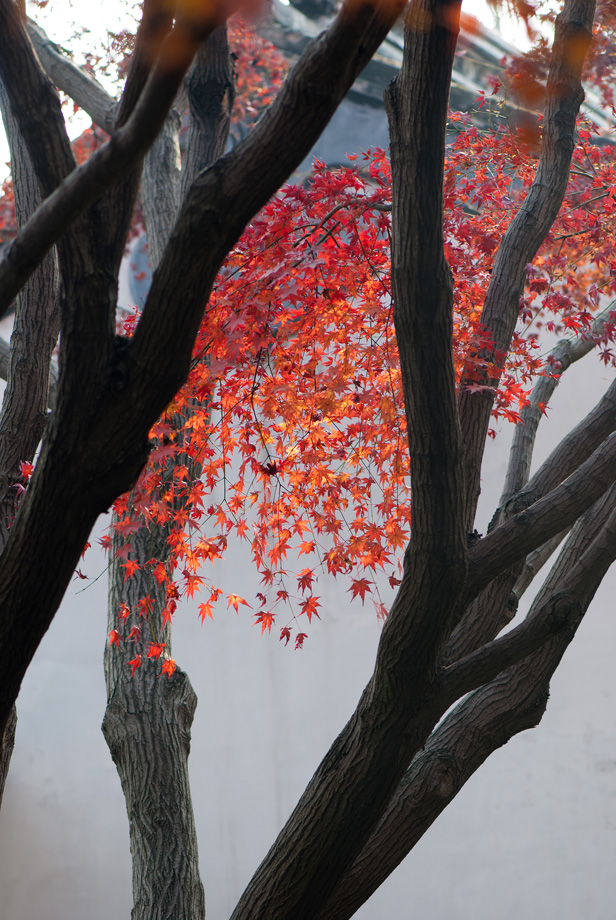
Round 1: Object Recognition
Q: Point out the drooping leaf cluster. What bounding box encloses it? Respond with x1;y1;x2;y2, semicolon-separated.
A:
106;115;616;658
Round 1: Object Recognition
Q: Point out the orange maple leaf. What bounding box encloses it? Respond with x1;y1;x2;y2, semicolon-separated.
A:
253;611;275;634
227;593;251;614
147;642;166;659
160;658;177;679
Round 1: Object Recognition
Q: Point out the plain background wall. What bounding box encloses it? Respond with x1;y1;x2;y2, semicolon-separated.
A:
0;325;614;919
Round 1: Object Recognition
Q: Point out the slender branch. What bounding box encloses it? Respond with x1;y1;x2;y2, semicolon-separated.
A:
467;430;616;596
501;307;616;503
513;376;616;508
451;358;616;658
440;590;583;702
513;529;568;599
26;18;116;132
457;0;596;529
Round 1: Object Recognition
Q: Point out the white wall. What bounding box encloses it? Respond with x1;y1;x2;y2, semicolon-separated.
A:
0;353;615;920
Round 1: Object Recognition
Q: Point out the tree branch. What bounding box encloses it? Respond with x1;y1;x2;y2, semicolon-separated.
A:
0;77;60;543
457;0;596;529
26;18;116;132
501;307;616;503
512;529;568;599
0;6;222;319
449;353;616;660
467;430;616;596
318;483;616;920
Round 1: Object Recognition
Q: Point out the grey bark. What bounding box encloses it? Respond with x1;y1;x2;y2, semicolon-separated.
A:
102;27;234;920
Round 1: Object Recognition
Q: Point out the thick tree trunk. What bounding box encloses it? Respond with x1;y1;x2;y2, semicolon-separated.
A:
102;525;205;920
0;68;59;802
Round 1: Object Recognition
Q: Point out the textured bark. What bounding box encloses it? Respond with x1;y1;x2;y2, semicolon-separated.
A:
0;66;59;799
26;18;116;132
457;0;596;528
102;30;234;919
103;526;204;920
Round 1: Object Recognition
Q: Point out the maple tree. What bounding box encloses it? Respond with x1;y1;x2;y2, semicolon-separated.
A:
1;0;616;917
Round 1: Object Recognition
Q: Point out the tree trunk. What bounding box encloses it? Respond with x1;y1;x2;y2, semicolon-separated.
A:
101;27;234;919
0;66;59;802
102;525;205;920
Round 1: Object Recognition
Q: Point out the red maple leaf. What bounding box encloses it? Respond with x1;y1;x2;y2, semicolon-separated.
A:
127;655;142;677
121;559;140;581
300;595;321;622
137;595;154;617
349;578;372;604
146;642;166;659
108;630;122;648
280;626;291;645
160;658;177;679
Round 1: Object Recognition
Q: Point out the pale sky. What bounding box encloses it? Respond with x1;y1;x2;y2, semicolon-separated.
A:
0;0;531;180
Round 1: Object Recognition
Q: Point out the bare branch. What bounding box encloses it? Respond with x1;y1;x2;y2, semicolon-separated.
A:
440;590;583;702
114;0;175;129
26;18;116;132
513;529;568;599
0;78;59;542
383;0;464;552
457;0;596;529
467;430;616;596
0;1;77;198
501;307;616;502
513;376;616;508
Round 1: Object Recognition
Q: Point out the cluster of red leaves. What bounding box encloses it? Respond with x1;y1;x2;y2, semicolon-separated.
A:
4;16;616;663
500;0;616;114
108;116;616;654
228;16;288;141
